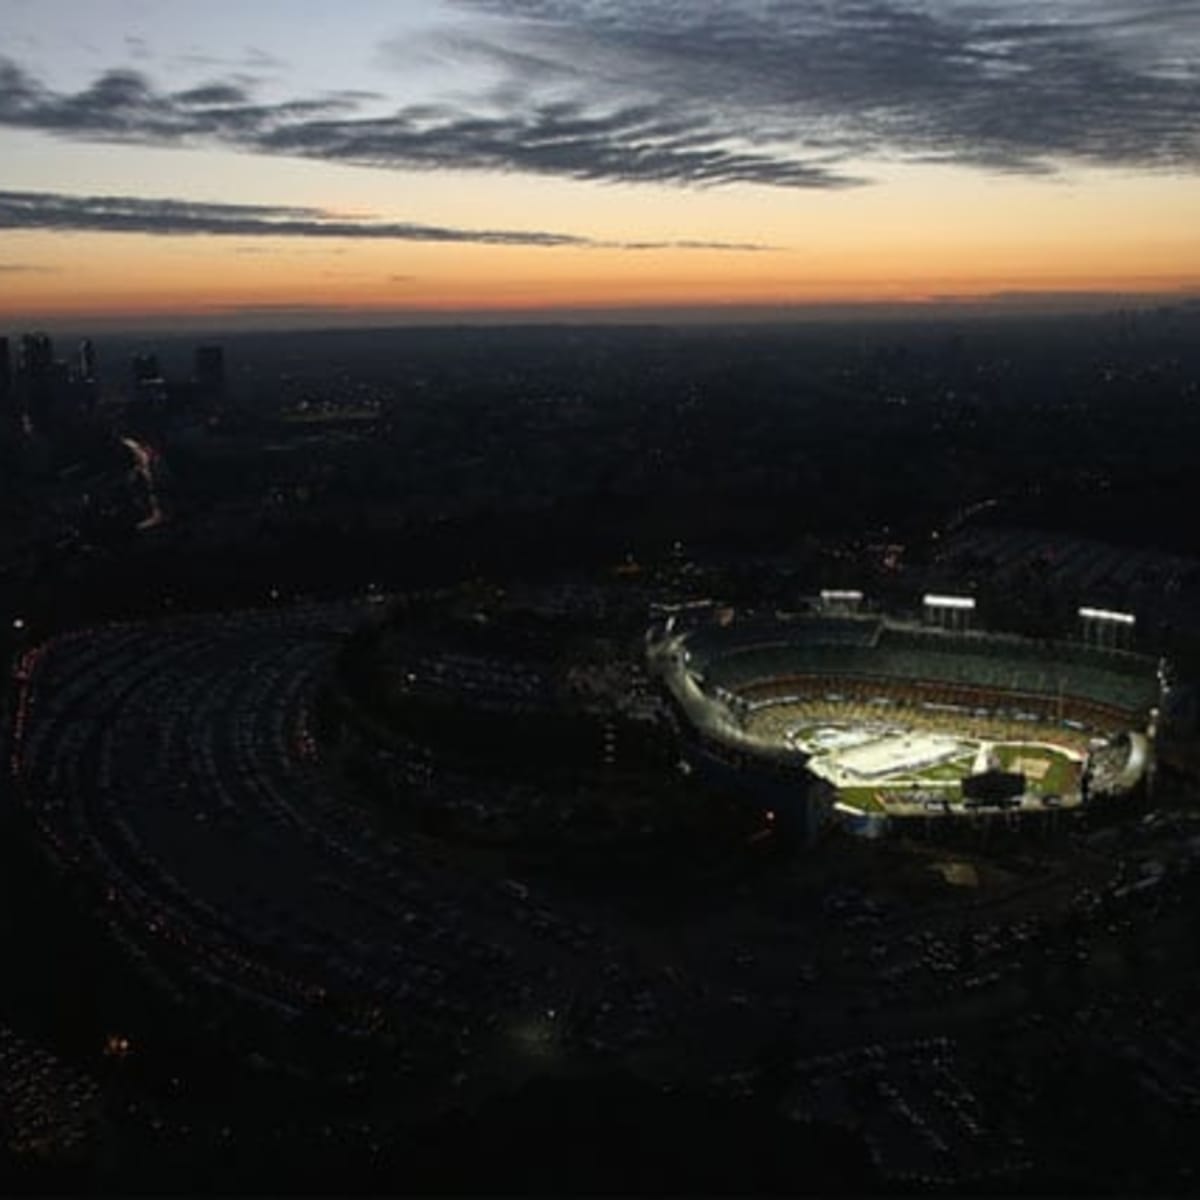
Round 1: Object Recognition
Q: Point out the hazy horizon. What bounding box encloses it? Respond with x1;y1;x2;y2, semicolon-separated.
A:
8;289;1200;340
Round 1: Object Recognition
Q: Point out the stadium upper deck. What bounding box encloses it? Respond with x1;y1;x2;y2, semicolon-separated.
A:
677;616;1159;721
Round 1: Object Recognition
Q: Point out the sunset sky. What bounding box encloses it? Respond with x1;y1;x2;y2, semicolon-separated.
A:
2;0;1199;328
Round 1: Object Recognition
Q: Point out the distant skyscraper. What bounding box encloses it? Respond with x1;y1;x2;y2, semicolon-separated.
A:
130;351;169;410
78;338;97;383
14;332;58;432
19;332;54;378
131;352;161;385
72;338;99;415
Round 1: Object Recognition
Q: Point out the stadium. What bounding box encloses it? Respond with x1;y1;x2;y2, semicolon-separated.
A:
649;594;1163;841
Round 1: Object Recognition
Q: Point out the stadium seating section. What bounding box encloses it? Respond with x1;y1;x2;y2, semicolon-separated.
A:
683;619;1157;717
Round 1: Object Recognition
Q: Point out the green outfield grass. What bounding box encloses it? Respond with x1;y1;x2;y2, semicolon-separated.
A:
991;743;1082;796
912;754;978;783
838;787;890;813
837;782;957;814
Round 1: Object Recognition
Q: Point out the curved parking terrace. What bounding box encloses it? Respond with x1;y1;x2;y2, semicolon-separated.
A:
9;603;645;1081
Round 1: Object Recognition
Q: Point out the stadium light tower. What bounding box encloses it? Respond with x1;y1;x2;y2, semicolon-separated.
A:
1078;606;1136;651
820;589;864;616
923;594;975;632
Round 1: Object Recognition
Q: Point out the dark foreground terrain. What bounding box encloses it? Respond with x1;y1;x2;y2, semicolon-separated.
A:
2;313;1200;1193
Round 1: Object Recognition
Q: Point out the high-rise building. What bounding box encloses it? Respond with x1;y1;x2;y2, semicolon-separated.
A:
19;332;54;378
72;338;99;415
78;339;97;383
131;352;161;385
14;332;58;432
131;351;168;409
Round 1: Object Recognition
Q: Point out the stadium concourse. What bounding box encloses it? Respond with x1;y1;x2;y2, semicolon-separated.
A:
650;606;1160;837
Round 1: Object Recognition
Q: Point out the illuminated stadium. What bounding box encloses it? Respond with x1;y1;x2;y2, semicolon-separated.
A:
649;594;1163;839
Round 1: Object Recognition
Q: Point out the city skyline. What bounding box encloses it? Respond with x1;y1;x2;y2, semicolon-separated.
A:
2;0;1200;329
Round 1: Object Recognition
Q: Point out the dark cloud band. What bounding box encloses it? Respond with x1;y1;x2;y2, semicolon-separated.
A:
446;0;1200;178
0;189;767;251
2;1;1197;193
0;51;853;190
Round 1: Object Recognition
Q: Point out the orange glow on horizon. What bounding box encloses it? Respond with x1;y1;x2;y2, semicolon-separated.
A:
6;268;1199;325
4;193;1200;325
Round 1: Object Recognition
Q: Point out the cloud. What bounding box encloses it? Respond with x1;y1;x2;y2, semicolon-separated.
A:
3;2;1197;192
0;189;586;245
253;95;855;189
174;82;250;108
0;261;58;272
0;51;853;189
442;0;1200;177
0;56;362;144
0;189;768;250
